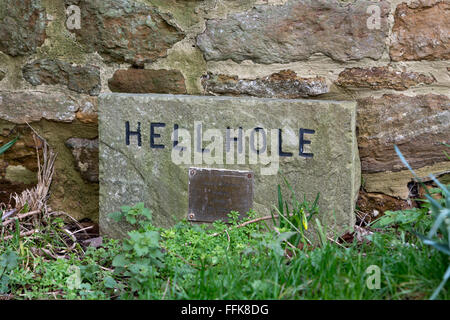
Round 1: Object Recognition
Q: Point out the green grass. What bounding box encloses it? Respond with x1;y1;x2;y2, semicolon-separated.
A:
152;218;449;300
0;136;18;156
1;207;448;300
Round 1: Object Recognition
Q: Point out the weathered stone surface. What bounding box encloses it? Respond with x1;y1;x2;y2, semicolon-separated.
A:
37;121;99;222
197;0;390;64
76;100;98;124
5;165;37;185
65;138;99;183
0;91;97;124
202;70;328;98
336;67;435;91
0;127;42;174
357;94;450;174
108;69;187;94
0;0;47;56
363;162;450;199
0;180;36;207
22;59;101;96
0;120;99;222
65;0;185;66
0;70;5;82
390;1;450;61
99;93;360;238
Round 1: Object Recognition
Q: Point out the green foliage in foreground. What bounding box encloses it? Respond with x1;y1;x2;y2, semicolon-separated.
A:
1;200;449;300
0;136;18;156
393;145;450;299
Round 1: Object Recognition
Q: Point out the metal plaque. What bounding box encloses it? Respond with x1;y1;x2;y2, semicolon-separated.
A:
188;167;253;223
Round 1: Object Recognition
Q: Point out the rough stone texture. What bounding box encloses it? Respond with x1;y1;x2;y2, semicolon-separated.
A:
0;91;97;124
0;180;36;207
357;94;450;173
336;67;435;91
4;165;37;185
108;69;187;94
390;1;450;61
0;0;448;229
0;128;41;175
197;0;390;64
363;162;450;199
99;93;360;238
22;59;101;96
0;0;47;56
202;70;328;98
65;0;185;66
76;100;98;124
0;90;100;221
65;138;99;183
0;120;99;222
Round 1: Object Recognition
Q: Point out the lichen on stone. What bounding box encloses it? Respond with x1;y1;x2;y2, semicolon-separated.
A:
202;70;329;98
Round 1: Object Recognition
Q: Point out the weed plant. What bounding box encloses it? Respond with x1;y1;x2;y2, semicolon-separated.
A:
1;198;448;299
0;146;449;299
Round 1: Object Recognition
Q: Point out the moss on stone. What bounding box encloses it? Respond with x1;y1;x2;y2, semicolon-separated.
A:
37;0;87;63
143;0;202;30
31;119;99;222
1;118;99;222
149;40;207;94
5;165;38;185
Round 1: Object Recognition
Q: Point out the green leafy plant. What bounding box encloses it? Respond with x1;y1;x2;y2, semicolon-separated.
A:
394;145;450;300
272;173;319;247
0;136;18;156
371;208;429;230
109;203;165;298
109;202;152;227
0;249;19;294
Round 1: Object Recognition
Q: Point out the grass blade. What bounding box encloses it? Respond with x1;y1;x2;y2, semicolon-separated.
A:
430;265;450;300
0;136;19;155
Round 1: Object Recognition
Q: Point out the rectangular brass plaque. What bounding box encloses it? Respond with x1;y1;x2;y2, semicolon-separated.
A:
188;167;253;223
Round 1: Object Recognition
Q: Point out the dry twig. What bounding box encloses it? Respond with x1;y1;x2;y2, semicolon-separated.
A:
3;229;38;241
210;214;278;237
2;210;41;227
12;133;56;214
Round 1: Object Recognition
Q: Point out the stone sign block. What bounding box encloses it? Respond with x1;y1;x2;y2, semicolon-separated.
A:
99;94;360;238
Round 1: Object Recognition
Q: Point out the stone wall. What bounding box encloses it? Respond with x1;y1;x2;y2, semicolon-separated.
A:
1;0;449;222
